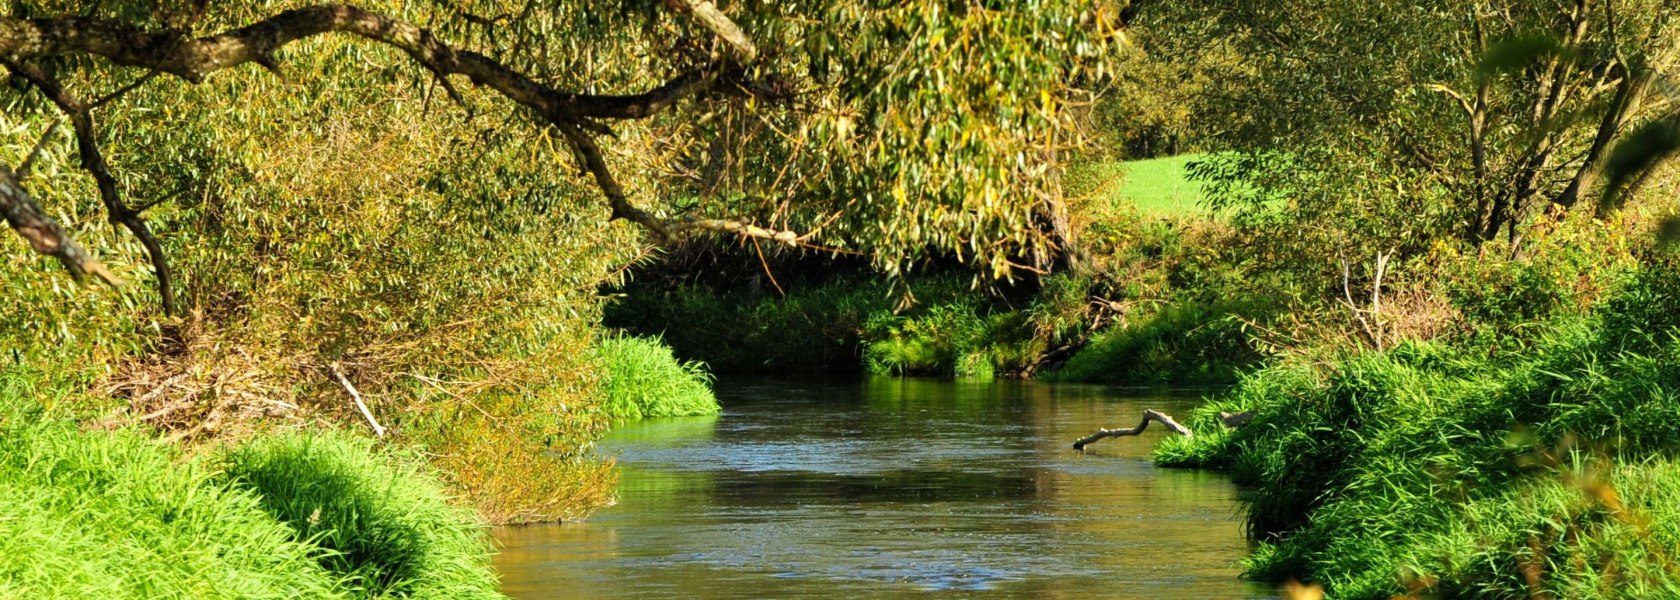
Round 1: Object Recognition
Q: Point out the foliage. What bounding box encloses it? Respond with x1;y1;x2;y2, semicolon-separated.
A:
604;270;905;375
1155;255;1680;598
1052;299;1263;385
1438;209;1641;346
595;335;719;421
0;1;637;521
1138;0;1679;275
220;432;501;600
862;300;1026;379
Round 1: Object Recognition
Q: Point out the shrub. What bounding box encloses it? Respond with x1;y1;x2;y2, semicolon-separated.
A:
595;335;719;420
1154;260;1680;598
1053;299;1264;385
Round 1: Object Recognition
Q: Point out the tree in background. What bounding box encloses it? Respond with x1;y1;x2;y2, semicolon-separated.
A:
1141;0;1677;258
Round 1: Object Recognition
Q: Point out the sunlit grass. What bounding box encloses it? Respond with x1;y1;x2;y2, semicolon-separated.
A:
0;395;503;599
596;335;720;420
1155;262;1680;598
221;433;503;599
1072;154;1210;218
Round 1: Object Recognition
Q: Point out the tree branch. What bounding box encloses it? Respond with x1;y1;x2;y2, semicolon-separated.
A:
7;61;178;315
0;6;733;122
0;164;118;285
0;4;802;296
1072;409;1193;451
664;0;758;64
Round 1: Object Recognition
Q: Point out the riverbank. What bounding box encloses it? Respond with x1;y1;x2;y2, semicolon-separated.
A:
1148;254;1680;597
0;402;503;599
603;151;1679;596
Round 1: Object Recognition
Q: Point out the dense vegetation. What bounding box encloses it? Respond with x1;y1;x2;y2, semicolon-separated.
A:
602;0;1680;597
1157;254;1680;598
595;335;719;420
3;0;1679;597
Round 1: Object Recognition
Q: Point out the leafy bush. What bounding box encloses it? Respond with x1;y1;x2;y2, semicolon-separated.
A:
595;335;719;420
220;432;502;599
1440;212;1637;346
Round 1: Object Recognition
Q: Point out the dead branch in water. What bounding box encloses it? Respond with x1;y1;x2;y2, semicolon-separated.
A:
1072;409;1192;450
1072;408;1256;451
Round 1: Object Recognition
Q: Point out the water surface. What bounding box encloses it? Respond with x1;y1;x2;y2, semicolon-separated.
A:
495;378;1273;599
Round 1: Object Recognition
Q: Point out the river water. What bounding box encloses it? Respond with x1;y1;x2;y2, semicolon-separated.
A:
493;378;1274;599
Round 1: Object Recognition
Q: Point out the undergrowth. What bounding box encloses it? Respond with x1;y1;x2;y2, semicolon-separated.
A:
1155;257;1680;598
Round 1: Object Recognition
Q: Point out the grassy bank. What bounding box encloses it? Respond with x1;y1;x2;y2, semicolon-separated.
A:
0;403;502;599
1154;257;1680;598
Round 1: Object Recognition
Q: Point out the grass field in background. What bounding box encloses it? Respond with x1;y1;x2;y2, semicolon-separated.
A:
1074;154;1209;218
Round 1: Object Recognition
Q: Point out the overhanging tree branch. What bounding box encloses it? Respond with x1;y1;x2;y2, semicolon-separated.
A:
0;3;800;293
665;0;758;64
0;163;118;286
6;60;178;315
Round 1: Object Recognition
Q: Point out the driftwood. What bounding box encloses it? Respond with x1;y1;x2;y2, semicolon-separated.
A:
1072;408;1257;451
1072;409;1192;450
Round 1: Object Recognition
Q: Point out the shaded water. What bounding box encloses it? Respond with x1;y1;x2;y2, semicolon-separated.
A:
494;378;1274;599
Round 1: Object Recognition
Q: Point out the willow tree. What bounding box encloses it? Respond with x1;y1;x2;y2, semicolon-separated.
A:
1;1;1122;306
0;1;1122;520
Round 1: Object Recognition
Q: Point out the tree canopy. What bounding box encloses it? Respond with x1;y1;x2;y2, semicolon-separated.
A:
1;0;1125;315
1140;0;1678;258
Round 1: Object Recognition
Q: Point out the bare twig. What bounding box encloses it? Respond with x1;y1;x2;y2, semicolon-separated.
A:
331;362;387;438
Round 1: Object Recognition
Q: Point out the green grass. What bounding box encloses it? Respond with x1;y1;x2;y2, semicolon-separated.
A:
1153;259;1680;598
0;412;347;599
596;335;720;420
1050;299;1263;385
1074;154;1210;218
0;396;503;600
221;433;503;599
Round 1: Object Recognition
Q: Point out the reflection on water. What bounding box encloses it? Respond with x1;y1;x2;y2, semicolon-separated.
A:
494;378;1275;599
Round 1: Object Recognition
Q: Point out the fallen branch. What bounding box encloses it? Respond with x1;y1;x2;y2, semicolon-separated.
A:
1072;408;1192;451
1073;408;1259;451
330;362;386;438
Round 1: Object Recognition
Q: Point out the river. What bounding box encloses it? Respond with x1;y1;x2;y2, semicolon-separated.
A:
493;378;1275;598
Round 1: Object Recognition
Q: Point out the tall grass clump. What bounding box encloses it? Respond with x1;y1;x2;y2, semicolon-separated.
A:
1154;256;1680;598
219;432;502;600
0;404;345;599
596;335;720;420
